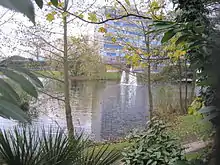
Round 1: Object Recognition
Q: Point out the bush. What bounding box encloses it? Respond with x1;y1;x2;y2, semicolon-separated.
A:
122;118;185;165
0;127;120;165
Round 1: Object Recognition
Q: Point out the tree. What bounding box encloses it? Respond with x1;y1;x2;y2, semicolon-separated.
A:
51;36;105;79
148;0;220;164
162;35;188;114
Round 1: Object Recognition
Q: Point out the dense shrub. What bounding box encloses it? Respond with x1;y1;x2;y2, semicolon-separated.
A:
0;127;120;165
122;118;185;165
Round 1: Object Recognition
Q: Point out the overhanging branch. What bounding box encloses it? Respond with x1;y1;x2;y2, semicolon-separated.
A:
64;10;152;24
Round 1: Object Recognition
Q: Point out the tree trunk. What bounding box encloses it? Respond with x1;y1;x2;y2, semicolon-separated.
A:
133;2;153;120
178;58;184;114
63;15;74;136
184;58;188;111
143;29;153;120
147;63;153;119
190;70;196;102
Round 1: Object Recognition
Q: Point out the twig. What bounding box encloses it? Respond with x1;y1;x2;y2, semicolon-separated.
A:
33;71;64;83
39;89;65;102
116;0;129;14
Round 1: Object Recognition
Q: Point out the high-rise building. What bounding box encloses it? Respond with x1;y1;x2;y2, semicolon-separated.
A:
94;6;161;65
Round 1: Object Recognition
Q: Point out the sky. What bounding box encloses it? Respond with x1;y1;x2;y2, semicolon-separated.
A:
0;0;173;59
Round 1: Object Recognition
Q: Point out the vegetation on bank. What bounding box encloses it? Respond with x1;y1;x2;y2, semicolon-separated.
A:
35;70;121;81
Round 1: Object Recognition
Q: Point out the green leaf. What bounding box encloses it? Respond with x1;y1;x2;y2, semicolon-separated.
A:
125;0;130;6
0;0;35;23
161;29;176;43
152;161;157;165
147;159;153;165
106;13;112;19
62;12;68;18
199;106;217;114
0;100;28;122
175;35;189;45
146;24;176;35
35;0;43;9
88;12;97;22
8;66;43;88
46;12;55;22
193;26;204;34
204;112;219;121
0;79;20;104
174;160;188;165
79;13;84;19
0;68;38;98
51;0;58;7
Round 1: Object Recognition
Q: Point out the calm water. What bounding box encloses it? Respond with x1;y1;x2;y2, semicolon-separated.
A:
0;74;194;141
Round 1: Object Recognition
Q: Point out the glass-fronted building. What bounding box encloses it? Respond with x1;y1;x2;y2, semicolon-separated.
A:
95;7;161;64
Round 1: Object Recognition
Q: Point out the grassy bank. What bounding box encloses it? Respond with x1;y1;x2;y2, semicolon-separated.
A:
96;114;212;151
34;70;121;81
100;72;121;80
168;115;213;144
34;70;62;79
69;72;121;81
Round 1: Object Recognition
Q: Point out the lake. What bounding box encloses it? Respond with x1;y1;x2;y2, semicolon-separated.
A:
0;72;195;141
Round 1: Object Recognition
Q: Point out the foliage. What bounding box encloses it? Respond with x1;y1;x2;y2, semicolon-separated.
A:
0;0;35;23
0;64;43;121
188;97;203;116
151;65;180;82
51;36;106;79
122;118;185;165
162;35;187;61
0;126;121;165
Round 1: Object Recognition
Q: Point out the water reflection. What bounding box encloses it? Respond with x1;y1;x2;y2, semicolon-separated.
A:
0;78;194;141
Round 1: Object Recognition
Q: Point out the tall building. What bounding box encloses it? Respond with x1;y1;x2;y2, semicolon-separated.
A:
95;6;161;65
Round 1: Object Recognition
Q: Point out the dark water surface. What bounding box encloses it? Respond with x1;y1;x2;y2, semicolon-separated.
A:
0;77;193;141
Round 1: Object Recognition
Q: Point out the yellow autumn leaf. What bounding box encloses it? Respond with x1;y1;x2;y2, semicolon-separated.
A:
106;13;112;19
62;12;68;18
98;27;107;33
46;13;55;22
47;2;52;6
58;2;64;7
111;37;117;43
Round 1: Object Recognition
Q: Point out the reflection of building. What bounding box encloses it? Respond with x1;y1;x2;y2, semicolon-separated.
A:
95;7;160;65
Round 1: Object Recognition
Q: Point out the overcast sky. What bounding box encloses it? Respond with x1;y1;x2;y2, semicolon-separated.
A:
0;0;173;59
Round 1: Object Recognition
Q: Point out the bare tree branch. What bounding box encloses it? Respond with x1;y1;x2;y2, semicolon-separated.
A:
67;0;97;23
116;0;129;14
33;71;64;83
59;6;152;24
0;10;15;27
39;89;65;102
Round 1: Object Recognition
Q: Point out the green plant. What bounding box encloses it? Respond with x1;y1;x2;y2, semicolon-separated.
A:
122;118;185;165
0;127;121;165
188;97;203;116
0;65;43;121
